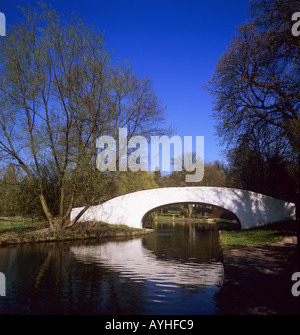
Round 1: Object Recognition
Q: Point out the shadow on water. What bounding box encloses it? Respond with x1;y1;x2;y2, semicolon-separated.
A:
0;222;224;315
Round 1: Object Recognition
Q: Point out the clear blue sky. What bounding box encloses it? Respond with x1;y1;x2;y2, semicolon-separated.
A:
1;0;250;163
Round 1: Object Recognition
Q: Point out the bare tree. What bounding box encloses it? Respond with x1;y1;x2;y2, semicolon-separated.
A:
206;0;300;215
0;3;168;230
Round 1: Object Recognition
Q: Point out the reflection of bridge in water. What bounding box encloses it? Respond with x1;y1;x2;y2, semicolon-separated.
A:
70;238;224;287
71;187;295;230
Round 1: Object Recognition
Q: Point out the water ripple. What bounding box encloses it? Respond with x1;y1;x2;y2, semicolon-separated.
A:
70;238;224;288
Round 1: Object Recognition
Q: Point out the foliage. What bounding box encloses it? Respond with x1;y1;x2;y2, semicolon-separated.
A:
224;141;297;203
161;161;226;187
115;171;158;195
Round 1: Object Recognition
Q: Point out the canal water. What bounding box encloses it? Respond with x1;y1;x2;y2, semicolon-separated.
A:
0;222;224;315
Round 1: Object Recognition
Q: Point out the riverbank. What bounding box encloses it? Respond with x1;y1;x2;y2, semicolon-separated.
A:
0;219;152;247
217;221;299;314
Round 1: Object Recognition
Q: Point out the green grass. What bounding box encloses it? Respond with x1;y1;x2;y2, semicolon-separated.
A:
0;219;150;246
219;230;282;250
219;220;298;251
0;219;41;234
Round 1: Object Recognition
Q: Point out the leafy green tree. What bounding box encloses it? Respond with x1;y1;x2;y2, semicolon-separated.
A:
163;161;226;188
115;171;158;195
0;164;19;216
153;170;167;188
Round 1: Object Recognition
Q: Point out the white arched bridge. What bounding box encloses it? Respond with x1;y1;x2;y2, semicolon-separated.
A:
70;187;296;230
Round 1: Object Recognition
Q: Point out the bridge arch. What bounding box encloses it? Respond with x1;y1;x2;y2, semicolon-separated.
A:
141;201;240;228
71;187;295;230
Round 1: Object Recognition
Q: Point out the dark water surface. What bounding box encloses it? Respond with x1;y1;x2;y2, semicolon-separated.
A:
0;223;223;315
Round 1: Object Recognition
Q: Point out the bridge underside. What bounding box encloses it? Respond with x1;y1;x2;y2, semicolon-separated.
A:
71;187;296;230
141;202;240;228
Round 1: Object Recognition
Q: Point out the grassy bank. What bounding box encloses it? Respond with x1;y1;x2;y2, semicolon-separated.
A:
0;219;151;247
219;220;298;251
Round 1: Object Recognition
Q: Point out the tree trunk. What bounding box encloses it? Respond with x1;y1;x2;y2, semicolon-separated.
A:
188;204;193;218
39;193;54;231
66;204;92;229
